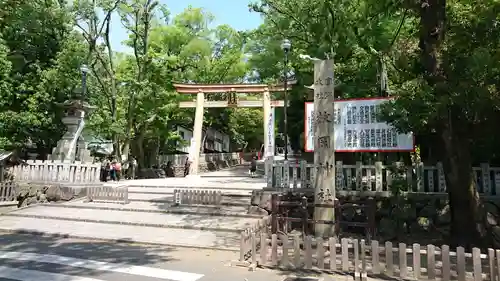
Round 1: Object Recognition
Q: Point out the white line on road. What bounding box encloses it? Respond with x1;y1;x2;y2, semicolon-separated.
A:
0;265;105;281
0;251;204;281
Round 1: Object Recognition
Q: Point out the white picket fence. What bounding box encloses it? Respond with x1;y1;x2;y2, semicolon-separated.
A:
0;182;16;202
265;159;500;196
87;186;129;204
242;231;497;281
173;189;223;205
11;160;101;184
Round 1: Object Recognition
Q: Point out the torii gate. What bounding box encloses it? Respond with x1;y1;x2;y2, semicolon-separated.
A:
174;82;295;175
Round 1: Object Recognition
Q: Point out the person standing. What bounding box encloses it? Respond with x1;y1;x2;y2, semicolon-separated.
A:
250;156;257;177
110;160;117;181
183;157;191;177
114;160;122;181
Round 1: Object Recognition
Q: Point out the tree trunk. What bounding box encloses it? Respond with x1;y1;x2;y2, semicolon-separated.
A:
440;116;485;248
418;0;486;248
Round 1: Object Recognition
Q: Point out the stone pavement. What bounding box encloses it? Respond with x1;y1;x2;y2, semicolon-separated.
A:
0;166;267;250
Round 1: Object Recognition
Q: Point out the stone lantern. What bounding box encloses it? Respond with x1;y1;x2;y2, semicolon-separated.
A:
51;91;96;162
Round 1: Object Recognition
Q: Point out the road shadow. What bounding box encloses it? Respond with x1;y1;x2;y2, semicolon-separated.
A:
0;231;178;279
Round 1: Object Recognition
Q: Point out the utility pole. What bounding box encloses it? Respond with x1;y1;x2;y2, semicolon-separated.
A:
312;58;336;238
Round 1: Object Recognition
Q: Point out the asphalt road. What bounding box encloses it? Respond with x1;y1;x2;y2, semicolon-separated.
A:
0;231;317;281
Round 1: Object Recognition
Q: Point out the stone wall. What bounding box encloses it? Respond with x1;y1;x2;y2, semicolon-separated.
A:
16;183;90;207
249;189;500;244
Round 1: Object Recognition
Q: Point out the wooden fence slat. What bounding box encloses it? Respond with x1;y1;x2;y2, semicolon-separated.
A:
488;248;495;281
354;239;360;281
360;239;367;281
427;244;436;280
239;232;245;261
442;245;450;281
385;241;393;276
399;243;407;278
260;232;267;265
371;240;380;274
251;232;257;265
457;246;466;281
472;248;482;281
496;249;500;281
317;237;325;269
280;234;289;268
304;236;313;269
341;238;349;272
271;234;278;265
413;243;421;280
329;237;337;271
293;235;300;268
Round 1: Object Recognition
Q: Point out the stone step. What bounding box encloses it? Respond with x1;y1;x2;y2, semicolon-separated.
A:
0;216;241;250
127;187;252;196
52;200;258;218
5;205;258;233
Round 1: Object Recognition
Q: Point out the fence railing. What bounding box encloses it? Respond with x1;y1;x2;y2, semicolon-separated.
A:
173;189;223;205
270;194;376;239
87;186;129;204
0;182;16;202
12;160;101;184
243;233;497;281
266;159;500;196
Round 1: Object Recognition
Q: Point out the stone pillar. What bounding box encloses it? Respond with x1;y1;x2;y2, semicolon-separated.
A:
189;91;205;175
313;59;336;238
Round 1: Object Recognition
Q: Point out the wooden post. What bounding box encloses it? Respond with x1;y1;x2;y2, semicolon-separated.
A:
189;91;205;175
313;59;336;237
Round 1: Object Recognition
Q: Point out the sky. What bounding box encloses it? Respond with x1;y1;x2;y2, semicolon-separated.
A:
110;0;263;53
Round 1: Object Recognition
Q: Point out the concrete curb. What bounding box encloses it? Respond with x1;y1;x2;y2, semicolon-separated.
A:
3;213;249;233
40;203;261;218
0;229;239;252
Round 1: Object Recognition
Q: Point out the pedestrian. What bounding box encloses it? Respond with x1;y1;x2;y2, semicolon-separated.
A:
100;158;109;182
130;156;137;179
250;156;257;177
110;160;117;181
114;160;122;181
184;158;191;177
